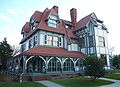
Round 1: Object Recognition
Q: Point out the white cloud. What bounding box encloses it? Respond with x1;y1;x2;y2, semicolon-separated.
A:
7;8;23;15
0;13;13;23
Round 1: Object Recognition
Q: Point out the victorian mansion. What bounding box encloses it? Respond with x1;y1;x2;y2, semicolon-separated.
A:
7;6;110;81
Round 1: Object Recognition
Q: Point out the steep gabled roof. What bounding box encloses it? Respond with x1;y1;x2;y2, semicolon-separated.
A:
20;6;79;44
21;22;31;34
32;11;42;22
74;13;98;31
21;46;86;58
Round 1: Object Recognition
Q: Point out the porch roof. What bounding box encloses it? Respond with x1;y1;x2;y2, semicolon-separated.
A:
21;46;86;58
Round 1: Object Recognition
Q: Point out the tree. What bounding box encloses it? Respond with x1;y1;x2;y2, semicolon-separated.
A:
0;38;13;71
112;55;120;69
85;55;105;81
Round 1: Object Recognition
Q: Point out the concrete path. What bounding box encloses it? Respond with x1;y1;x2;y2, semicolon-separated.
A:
36;80;64;87
99;78;120;87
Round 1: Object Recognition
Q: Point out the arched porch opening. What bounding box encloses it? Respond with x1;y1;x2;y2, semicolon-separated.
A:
47;57;61;72
63;58;74;72
26;56;45;73
75;58;83;72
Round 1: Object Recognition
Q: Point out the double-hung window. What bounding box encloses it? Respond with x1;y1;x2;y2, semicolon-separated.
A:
99;36;105;47
29;39;33;49
53;36;58;46
46;35;52;46
33;35;37;46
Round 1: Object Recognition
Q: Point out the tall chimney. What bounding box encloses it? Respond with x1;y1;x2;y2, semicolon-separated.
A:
70;8;77;26
53;6;58;14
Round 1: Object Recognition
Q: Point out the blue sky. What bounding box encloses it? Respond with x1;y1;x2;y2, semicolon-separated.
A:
0;0;120;54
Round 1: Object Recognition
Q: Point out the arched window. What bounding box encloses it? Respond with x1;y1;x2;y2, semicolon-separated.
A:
63;59;74;71
75;59;83;71
48;58;61;72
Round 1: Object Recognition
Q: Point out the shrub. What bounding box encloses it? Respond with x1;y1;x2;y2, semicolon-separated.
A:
85;55;105;81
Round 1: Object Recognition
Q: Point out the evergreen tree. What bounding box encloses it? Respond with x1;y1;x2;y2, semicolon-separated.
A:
0;38;13;71
113;55;120;69
85;55;105;81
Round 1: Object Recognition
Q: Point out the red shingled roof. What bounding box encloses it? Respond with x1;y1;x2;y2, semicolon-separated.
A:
32;11;42;22
20;6;78;44
74;13;98;31
22;22;31;33
21;46;86;58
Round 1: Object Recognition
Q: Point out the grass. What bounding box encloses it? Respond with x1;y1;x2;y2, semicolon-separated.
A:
50;77;113;87
0;82;46;87
104;74;120;80
112;70;120;73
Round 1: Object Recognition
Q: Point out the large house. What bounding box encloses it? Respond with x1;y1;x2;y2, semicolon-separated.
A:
7;6;110;81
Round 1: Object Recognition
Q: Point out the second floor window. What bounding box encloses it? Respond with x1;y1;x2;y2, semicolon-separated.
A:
33;35;37;46
29;39;33;49
45;35;62;47
89;36;94;47
80;37;85;48
99;36;105;47
21;44;26;52
53;36;58;46
45;35;52;46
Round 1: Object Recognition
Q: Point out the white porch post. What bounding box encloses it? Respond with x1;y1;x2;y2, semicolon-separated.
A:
23;56;27;73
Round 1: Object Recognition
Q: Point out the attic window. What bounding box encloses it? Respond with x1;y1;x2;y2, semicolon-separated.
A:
65;24;72;29
30;17;38;30
48;14;58;28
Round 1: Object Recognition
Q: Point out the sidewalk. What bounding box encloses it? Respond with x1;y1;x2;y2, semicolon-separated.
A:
99;78;120;87
36;80;64;87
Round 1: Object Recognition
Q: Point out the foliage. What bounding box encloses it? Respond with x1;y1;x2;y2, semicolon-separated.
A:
112;55;120;69
0;38;13;70
84;55;105;81
51;77;113;87
104;74;120;80
0;82;46;87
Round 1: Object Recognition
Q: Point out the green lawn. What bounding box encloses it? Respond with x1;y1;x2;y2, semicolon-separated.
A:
50;77;113;87
104;74;120;80
0;82;46;87
112;70;120;73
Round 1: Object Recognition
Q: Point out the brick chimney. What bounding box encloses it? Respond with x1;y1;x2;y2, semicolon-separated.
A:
70;8;77;26
53;6;58;14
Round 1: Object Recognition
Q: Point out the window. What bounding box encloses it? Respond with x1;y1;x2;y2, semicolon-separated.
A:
99;36;105;47
29;39;33;49
21;44;26;52
33;35;37;46
59;37;62;47
45;35;52;46
80;37;85;48
53;36;58;46
65;24;72;29
44;34;62;47
72;39;78;44
48;14;58;28
89;36;94;47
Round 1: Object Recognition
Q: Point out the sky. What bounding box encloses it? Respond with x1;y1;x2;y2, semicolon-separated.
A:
0;0;120;54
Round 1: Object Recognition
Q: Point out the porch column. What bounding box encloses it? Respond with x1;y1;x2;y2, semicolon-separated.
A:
18;58;21;73
23;56;27;73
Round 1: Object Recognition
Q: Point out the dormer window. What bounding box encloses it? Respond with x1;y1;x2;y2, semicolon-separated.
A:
65;24;72;29
47;14;59;28
30;17;38;30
